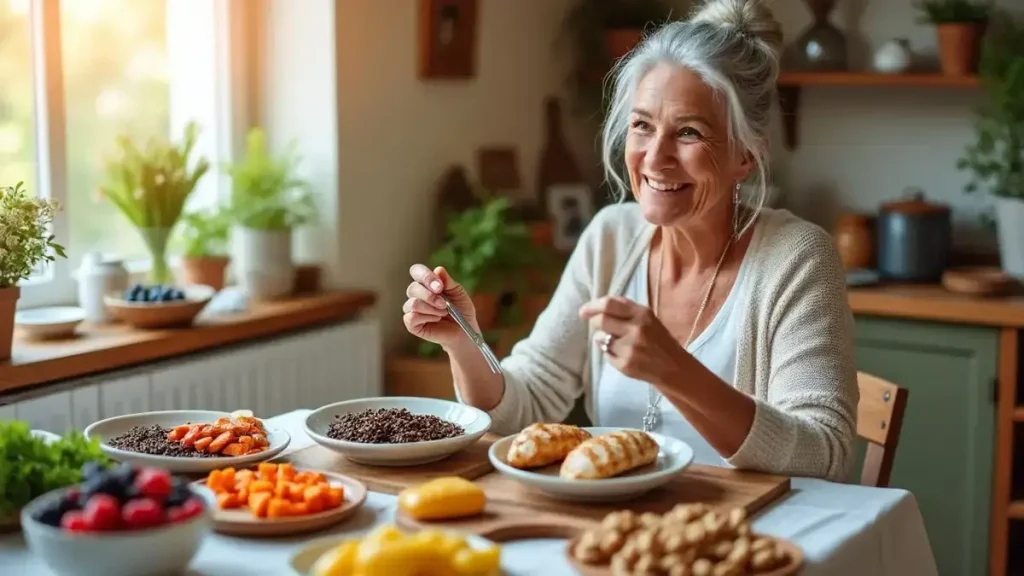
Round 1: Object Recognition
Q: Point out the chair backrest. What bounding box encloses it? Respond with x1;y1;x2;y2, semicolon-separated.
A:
856;371;909;488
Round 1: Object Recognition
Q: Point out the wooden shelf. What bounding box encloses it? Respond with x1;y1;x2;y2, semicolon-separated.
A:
778;71;980;88
1014;407;1024;422
776;71;980;150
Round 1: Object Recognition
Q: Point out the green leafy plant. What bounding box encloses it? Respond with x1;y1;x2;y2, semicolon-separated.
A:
0;182;66;289
0;420;110;518
225;127;316;230
957;17;1024;200
429;196;540;295
914;0;991;24
558;0;676;114
178;207;231;257
98;121;210;230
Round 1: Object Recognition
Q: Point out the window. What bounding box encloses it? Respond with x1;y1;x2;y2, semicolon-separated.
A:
6;0;246;310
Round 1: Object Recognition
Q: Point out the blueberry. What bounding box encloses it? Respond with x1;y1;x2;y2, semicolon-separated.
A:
172;289;186;301
110;462;137;488
79;473;126;503
160;286;177;301
80;461;106;481
165;484;192;507
33;499;65;527
146;286;163;302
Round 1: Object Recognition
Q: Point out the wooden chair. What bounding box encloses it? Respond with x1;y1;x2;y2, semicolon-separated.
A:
856;371;909;488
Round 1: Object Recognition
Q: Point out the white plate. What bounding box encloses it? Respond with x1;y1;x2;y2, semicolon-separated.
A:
304;397;491;466
15;306;86;339
488;426;694;502
84;410;290;474
289;530;504;576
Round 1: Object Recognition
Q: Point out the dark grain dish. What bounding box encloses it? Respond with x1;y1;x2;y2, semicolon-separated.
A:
107;425;222;458
326;407;465;444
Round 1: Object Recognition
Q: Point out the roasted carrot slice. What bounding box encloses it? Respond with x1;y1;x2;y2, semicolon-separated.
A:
325;487;345;509
207;431;235;453
248;492;271;518
248;480;274;494
267;498;290;518
257;463;277;480
180;424;203;447
220;443;247;457
194;437;214;452
216;492;243;509
167;425;191;441
278;463;296;481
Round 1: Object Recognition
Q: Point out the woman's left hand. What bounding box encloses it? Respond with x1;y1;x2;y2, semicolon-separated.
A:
579;296;685;386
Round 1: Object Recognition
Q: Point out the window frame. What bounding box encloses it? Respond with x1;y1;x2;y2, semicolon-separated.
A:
15;0;251;310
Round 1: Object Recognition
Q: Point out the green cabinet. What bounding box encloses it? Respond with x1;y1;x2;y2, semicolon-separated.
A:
854;316;998;576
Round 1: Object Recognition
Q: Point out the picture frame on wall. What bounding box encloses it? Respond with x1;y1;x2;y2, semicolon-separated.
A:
417;0;478;79
547;183;595;252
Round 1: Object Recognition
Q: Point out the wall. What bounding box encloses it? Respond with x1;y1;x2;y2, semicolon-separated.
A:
260;0;1021;350
770;0;1022;250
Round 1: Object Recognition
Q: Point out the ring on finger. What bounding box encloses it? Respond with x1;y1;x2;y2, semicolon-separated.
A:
599;331;615;355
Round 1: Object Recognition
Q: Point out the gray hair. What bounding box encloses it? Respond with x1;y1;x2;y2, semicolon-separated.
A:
600;0;783;235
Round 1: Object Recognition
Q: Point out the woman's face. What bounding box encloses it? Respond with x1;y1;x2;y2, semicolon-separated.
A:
625;63;752;227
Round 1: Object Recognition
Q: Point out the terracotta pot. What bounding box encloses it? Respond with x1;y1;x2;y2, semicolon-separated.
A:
605;28;643;61
834;213;874;270
937;23;984;76
529;221;553;249
385;355;455;400
471;292;499;331
179;256;229;291
0;286;20;362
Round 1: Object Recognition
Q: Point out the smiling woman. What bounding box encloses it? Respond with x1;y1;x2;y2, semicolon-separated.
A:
403;0;858;483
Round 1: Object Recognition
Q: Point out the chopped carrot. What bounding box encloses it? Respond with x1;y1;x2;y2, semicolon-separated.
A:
208;464;344;519
248;480;274;494
248;492;272;518
267;498;290;518
325;487;345;508
216;492;243;509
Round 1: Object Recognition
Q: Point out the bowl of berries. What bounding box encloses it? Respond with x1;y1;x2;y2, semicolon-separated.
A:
20;462;213;576
104;283;215;329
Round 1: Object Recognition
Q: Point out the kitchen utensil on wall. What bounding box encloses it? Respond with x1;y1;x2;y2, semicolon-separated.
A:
873;38;913;73
876;187;951;283
834;212;874;270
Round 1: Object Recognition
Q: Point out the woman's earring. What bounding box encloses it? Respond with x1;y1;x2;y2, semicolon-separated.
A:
732;182;741;238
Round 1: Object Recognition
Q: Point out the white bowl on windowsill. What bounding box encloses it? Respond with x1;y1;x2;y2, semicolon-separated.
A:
15;306;87;340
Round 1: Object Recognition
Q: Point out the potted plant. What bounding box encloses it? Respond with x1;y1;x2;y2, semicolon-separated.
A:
225;127;316;301
428;196;540;331
915;0;992;75
957;17;1024;276
97;121;210;284
0;182;66;361
558;0;674;113
176;207;231;290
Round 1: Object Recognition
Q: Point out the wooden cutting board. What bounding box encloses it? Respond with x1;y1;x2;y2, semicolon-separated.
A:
397;465;790;536
474;464;790;520
282;435;498;495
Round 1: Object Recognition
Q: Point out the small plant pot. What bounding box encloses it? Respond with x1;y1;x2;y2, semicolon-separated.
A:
605;28;643;61
995;197;1024;279
385;354;455;400
180;256;230;291
0;286;19;361
233;227;295;301
471;292;500;331
936;23;984;76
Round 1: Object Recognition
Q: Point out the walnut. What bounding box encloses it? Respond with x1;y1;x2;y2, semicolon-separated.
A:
711;560;743;576
709;539;734;560
683;521;707;546
600;529;627;555
691;558;714;576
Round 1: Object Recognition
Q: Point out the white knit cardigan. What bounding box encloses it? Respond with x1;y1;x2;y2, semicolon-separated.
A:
465;202;859;482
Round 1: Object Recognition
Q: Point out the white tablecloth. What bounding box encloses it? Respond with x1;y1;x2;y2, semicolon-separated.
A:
1;409;938;576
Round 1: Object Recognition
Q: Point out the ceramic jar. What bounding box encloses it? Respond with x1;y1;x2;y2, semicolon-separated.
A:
834;213;874;271
77;252;129;323
874;38;912;73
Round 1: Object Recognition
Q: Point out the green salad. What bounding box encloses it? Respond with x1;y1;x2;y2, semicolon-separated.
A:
0;420;111;518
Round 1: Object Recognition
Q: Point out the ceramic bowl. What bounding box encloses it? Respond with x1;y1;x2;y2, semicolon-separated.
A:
289;529;504;576
304;397;491;466
488;426;694;502
15;306;86;339
103;284;214;329
84;410;290;474
20;485;213;576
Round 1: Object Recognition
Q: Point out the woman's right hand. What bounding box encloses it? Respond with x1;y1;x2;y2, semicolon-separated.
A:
403;264;479;349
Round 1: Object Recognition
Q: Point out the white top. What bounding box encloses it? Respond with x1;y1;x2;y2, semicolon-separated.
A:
595;239;751;467
469;204;860;482
0;410;937;576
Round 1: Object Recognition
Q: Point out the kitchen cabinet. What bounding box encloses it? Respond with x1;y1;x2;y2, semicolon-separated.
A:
854;315;998;576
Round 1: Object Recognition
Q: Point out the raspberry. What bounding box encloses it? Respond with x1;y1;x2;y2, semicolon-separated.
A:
60;510;90;532
82;494;121;531
121;498;165;529
133;468;172;501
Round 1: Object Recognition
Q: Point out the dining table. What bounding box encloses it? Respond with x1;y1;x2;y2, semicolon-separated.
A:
1;408;939;576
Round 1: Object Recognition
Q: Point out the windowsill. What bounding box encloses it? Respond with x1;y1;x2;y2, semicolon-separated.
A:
0;289;377;398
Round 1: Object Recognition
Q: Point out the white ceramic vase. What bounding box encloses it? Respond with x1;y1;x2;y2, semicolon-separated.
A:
232;227;295;300
996;196;1024;278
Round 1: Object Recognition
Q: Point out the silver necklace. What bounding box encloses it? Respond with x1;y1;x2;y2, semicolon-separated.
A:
642;233;733;433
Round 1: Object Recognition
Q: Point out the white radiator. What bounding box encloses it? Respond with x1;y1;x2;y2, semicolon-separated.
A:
0;318;382;435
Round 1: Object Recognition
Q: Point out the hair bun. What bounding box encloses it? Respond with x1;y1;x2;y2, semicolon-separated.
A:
690;0;784;57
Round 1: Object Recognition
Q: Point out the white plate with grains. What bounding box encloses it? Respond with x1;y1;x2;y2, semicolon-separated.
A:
303;397;491;466
84;410;290;473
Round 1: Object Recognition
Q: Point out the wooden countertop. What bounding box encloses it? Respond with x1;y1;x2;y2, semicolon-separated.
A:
848;284;1024;328
0;290;377;396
